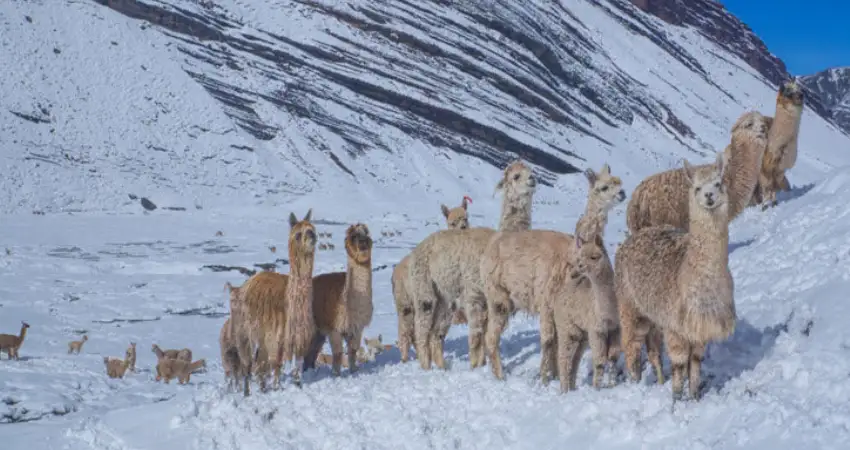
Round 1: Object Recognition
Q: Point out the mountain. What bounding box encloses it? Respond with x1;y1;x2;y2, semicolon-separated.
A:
800;67;850;135
1;0;848;217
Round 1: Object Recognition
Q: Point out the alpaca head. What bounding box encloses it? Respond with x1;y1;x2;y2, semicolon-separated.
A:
288;209;317;257
778;79;804;107
495;160;536;201
21;321;30;329
440;196;471;230
584;163;626;211
103;356;110;366
151;344;159;353
683;153;728;213
82;335;88;342
344;223;372;265
572;233;607;280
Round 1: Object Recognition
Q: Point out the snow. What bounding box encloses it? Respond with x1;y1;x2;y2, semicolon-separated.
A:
3;0;850;449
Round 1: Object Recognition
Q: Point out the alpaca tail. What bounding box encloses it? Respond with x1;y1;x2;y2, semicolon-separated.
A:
684;299;737;343
189;359;206;373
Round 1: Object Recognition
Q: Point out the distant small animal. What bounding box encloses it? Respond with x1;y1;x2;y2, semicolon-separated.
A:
104;355;130;379
67;335;88;354
125;342;137;372
269;246;277;253
327;243;335;250
319;242;328;250
215;231;224;237
0;321;30;360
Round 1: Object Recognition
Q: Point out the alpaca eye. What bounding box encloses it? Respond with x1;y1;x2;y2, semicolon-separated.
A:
295;232;302;240
513;173;520;181
695;186;701;193
600;185;609;192
714;182;720;188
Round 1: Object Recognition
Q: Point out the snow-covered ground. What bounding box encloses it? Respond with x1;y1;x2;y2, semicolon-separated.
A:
3;164;850;449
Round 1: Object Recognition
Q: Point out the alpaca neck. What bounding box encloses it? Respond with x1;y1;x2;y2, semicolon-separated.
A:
770;102;803;139
344;256;372;307
499;194;532;232
685;205;729;270
576;196;610;242
288;252;315;281
18;327;27;344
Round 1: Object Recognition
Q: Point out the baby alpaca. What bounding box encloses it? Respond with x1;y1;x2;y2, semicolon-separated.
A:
0;321;30;360
104;355;130;379
551;234;620;393
304;224;374;376
156;358;207;384
125;342;137;372
68;335;89;354
616;153;737;401
364;334;383;353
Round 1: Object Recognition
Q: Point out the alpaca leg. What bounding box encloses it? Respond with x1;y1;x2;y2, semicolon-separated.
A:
664;332;689;400
302;331;326;372
688;343;706;400
465;292;488;369
588;330;609;389
557;337;581;394
398;310;412;363
538;306;556;386
329;332;344;376
568;339;588;391
414;291;438;371
619;301;648;382
483;285;512;380
346;330;364;373
646;326;665;384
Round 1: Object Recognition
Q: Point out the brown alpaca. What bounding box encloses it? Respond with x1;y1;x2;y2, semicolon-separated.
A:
151;344;192;362
104;355;130;379
480;163;625;382
0;321;30;360
156;358;207;384
626;110;769;234
234;209;316;396
68;335;88;354
125;342;137;372
551;234;620;392
221;283;269;390
393;197;470;363
304;224;374;375
407;160;536;370
752;80;805;209
616;153;736;401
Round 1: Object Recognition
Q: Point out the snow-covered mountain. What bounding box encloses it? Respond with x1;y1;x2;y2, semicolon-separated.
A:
2;0;848;216
801;67;850;135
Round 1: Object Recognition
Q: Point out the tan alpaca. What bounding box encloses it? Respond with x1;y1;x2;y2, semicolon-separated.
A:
751;80;804;209
68;335;88;354
0;321;30;360
392;197;470;363
234;209;316;396
407;159;537;371
151;344;192;362
480;163;625;381
303;224;374;375
104;355;130;379
221;282;270;390
616;153;737;401
364;334;383;353
574;164;626;242
550;234;620;393
626;110;770;234
125;342;137;372
156;358;207;384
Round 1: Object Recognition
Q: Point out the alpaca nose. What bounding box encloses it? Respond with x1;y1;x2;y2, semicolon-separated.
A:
617;189;626;201
527;177;536;187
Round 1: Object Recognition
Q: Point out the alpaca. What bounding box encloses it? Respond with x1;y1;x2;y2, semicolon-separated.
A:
626;110;770;234
234;209;316;396
0;321;30;360
303;224;374;375
408;159;537;370
480;163;625;381
752;80;805;209
220;317;241;390
574;164;626;243
364;334;383;353
393;197;470;363
156;358;207;384
550;234;620;393
151;344;192;362
104;355;130;379
615;153;737;401
68;335;88;354
125;342;137;372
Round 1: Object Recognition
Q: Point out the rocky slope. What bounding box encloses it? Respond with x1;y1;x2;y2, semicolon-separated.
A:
801;67;850;135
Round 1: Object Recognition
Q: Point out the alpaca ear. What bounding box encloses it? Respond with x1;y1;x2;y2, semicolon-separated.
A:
583;168;597;186
495;178;504;191
682;159;695;184
288;212;298;228
461;196;470;209
303;208;313;222
441;204;450;218
600;163;611;176
378;334;382;343
575;236;584;249
715;152;725;178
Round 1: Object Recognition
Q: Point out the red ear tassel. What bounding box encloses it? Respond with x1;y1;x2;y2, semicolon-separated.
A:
463;195;473;204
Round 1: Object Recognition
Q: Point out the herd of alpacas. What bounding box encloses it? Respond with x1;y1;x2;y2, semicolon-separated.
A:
0;80;804;403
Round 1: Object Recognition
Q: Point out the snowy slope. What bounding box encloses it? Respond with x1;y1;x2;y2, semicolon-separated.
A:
3;165;850;449
2;0;849;217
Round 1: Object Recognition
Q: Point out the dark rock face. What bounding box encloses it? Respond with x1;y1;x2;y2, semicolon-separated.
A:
800;67;850;134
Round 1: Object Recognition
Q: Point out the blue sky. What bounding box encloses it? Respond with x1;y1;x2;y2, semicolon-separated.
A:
720;0;850;75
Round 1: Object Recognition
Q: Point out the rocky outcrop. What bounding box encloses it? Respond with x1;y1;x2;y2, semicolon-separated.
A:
801;67;850;134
